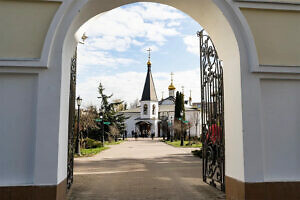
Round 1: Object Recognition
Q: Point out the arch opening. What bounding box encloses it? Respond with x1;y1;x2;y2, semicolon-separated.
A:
50;0;255;197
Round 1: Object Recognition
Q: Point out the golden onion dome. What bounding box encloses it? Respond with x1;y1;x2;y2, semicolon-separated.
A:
168;82;176;90
147;60;151;65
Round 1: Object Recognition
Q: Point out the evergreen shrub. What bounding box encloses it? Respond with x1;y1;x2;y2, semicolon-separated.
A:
84;138;103;149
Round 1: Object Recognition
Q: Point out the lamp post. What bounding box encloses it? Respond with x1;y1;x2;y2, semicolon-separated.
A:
75;96;82;155
99;111;104;146
74;34;87;156
188;123;191;145
180;110;184;146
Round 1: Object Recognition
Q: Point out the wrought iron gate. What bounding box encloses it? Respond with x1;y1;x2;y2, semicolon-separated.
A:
198;30;225;191
67;49;77;190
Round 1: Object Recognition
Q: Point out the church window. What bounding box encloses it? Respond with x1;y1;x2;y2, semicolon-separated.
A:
143;104;148;115
152;104;156;115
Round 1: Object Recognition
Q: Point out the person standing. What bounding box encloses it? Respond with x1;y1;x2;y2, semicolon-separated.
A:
134;131;138;140
151;131;155;140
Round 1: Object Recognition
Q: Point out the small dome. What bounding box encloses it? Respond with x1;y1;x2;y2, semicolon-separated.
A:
147;60;151;65
168;83;176;90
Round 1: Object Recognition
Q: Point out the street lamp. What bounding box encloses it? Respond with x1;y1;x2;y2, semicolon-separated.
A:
99;111;105;146
180;110;184;146
188;122;191;145
76;96;82;155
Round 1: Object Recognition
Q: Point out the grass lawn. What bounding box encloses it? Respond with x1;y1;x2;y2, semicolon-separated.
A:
78;146;109;157
165;140;202;148
76;140;125;157
105;140;125;145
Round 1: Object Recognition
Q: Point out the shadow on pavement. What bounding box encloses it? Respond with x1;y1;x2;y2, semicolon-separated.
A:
68;154;225;200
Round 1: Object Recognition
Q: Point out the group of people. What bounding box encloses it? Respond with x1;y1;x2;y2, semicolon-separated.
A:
131;130;155;140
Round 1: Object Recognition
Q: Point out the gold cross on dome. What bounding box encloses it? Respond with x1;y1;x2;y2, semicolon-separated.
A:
147;48;152;60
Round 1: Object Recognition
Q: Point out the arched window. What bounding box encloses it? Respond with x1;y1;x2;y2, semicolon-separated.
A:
152;104;156;115
143;104;148;115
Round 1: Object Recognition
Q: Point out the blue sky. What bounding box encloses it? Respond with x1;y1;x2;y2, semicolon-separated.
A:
76;2;203;107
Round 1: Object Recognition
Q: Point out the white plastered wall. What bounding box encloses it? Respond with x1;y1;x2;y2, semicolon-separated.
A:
185;111;201;137
124;113;140;137
5;0;299;188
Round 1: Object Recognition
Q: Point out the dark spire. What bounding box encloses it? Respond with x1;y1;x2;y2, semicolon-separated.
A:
141;48;158;101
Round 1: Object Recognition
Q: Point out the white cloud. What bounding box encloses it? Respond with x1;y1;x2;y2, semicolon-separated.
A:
167;21;181;27
153;69;201;102
129;3;186;21
77;2;184;53
77;71;145;108
183;35;199;56
77;46;137;74
87;36;132;52
74;2;192;72
132;39;144;46
77;68;201;108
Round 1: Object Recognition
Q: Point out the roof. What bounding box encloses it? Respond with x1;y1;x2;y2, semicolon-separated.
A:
120;107;140;113
159;104;200;112
159;96;175;105
121;103;200;114
135;121;152;125
141;62;158;101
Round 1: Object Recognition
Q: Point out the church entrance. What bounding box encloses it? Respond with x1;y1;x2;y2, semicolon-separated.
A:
136;121;152;138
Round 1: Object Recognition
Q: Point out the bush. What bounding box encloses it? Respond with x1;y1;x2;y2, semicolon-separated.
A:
84;138;103;149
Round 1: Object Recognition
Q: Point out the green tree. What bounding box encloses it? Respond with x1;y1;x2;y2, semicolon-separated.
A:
97;83;127;142
175;91;180;119
175;91;185;120
174;91;185;140
180;92;185;120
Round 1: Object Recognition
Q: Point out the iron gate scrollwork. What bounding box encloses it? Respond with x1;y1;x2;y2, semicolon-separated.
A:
67;48;77;190
198;30;225;191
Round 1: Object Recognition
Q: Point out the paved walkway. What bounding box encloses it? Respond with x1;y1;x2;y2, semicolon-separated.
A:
68;139;225;200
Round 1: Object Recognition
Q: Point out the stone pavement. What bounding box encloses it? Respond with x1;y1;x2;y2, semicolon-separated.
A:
68;138;225;200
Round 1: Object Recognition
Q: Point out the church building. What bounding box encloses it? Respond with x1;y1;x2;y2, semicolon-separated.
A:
121;53;201;138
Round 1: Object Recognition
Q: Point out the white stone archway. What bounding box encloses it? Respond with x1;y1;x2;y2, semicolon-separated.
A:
55;0;258;198
1;0;300;199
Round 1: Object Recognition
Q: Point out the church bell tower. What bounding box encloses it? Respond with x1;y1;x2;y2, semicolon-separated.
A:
140;48;159;120
139;48;159;136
